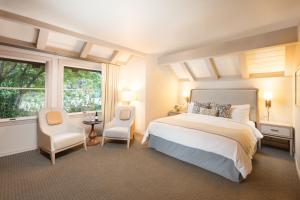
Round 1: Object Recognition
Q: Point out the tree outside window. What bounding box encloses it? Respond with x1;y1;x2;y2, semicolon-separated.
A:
64;67;102;113
0;58;45;119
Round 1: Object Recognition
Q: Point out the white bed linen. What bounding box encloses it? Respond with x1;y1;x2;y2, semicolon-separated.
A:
142;113;263;178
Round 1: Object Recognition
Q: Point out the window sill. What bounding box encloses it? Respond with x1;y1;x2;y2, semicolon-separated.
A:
0;116;37;127
68;111;102;119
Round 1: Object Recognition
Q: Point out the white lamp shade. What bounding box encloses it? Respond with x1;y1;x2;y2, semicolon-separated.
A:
122;90;136;102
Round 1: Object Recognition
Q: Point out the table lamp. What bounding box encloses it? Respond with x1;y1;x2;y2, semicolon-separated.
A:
121;90;136;105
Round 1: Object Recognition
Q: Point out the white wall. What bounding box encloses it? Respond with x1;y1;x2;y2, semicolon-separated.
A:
119;57;147;134
179;77;293;124
292;42;300;178
145;55;178;126
0;45;102;157
119;55;178;134
0;120;38;156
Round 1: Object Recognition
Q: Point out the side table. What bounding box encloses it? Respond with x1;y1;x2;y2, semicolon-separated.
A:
83;120;102;146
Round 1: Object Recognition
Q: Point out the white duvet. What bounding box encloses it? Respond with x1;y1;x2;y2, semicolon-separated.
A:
142;113;263;178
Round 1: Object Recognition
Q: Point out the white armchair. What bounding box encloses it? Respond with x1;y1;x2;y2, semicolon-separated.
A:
102;106;135;148
38;108;87;164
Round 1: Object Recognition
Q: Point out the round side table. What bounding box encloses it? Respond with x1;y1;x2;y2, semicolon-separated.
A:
83;120;102;146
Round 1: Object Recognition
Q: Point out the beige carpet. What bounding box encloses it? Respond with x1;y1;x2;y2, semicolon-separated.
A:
0;138;299;200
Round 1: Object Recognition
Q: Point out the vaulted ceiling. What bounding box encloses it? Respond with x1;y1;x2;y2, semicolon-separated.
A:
1;0;300;54
169;45;293;81
0;11;136;65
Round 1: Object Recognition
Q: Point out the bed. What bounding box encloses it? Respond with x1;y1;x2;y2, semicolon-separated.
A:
142;89;263;182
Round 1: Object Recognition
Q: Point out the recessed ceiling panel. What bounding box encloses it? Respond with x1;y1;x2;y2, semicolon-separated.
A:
213;55;239;76
186;59;210;78
47;32;84;52
170;63;189;79
246;46;285;74
90;45;115;59
0;19;38;43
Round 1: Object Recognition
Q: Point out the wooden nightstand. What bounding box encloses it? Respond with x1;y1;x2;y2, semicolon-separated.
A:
167;111;184;116
258;121;294;156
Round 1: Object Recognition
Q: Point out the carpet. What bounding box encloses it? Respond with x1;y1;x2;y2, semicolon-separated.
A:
0;139;299;200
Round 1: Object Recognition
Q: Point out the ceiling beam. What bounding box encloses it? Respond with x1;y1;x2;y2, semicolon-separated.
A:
0;9;145;57
158;26;298;65
86;55;111;64
110;50;121;63
124;55;133;65
204;58;219;79
180;62;196;81
249;71;285;78
36;29;49;50
0;35;36;49
238;53;249;79
80;42;93;58
45;46;80;58
0;35;113;64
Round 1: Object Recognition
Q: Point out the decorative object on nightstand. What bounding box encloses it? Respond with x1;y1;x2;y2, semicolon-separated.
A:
168;104;185;116
258;121;294;156
263;91;272;121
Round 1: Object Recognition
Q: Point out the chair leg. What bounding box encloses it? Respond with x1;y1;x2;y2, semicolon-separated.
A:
101;136;105;147
127;139;130;149
50;152;55;165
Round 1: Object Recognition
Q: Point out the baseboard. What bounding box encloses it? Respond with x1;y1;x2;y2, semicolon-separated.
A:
0;146;37;158
296;158;300;180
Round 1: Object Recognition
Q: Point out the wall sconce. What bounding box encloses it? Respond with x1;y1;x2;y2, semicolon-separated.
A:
182;90;190;103
264;91;272;121
121;90;136;105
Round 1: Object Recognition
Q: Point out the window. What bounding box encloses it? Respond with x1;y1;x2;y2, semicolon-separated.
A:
0;58;45;119
64;67;102;113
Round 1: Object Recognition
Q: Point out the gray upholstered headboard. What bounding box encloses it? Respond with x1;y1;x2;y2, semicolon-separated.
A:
190;88;259;122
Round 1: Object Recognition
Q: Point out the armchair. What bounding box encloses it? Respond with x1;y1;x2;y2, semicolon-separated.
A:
38;108;87;164
102;106;135;148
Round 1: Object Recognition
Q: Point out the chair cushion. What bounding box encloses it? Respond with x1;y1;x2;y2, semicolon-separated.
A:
119;110;131;120
46;111;63;125
104;127;129;139
53;132;83;150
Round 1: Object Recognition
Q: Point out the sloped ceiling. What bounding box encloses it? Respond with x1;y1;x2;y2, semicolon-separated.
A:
1;0;300;54
47;32;85;53
0;16;134;65
169;45;291;81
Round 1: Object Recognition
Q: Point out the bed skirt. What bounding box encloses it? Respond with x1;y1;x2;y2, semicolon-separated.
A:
149;135;243;182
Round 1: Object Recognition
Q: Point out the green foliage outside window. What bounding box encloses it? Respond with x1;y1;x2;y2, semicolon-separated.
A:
64;67;102;113
0;59;45;119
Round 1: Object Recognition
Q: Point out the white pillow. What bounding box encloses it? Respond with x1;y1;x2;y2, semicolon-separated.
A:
187;102;194;113
231;104;250;123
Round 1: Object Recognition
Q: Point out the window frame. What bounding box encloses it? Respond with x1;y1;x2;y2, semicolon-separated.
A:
0;49;52;123
58;59;102;116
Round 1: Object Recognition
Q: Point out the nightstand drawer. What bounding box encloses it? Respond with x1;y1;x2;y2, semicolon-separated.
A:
260;125;292;138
